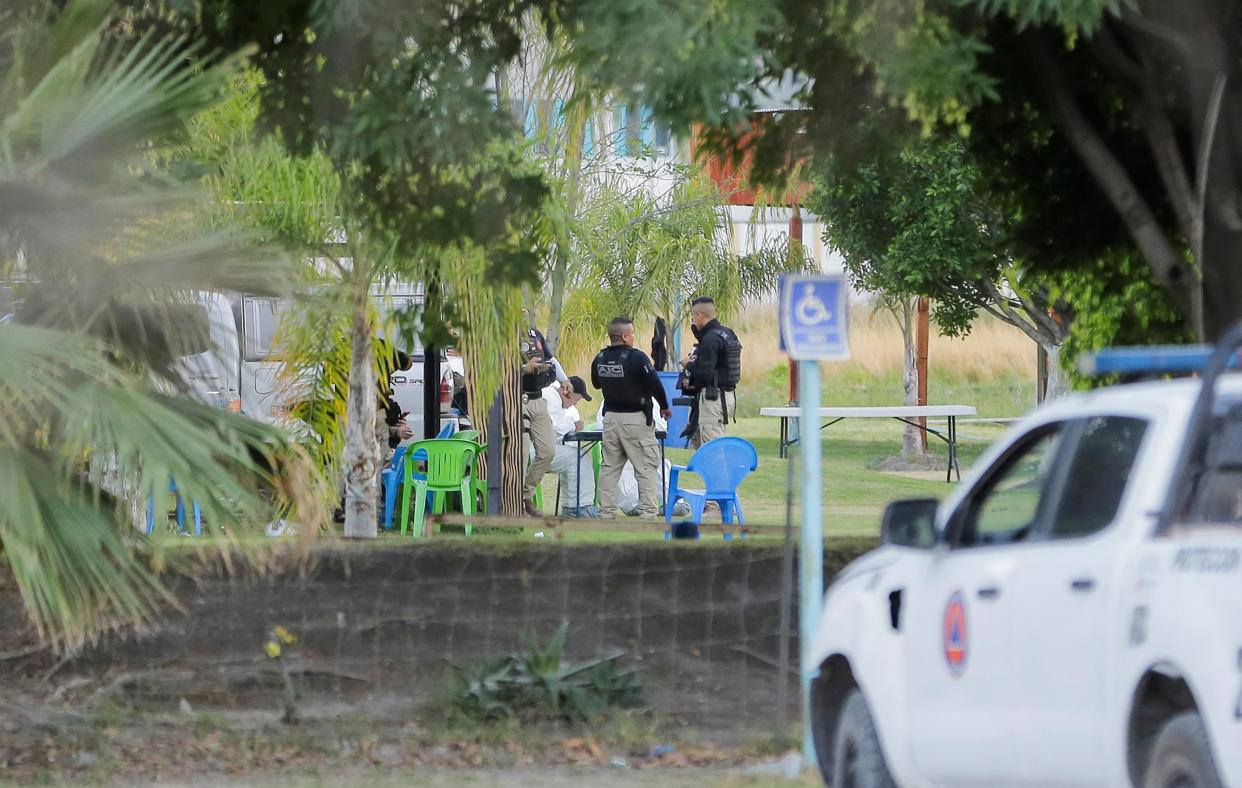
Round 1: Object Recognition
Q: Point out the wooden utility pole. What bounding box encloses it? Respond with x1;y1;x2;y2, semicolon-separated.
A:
788;205;804;405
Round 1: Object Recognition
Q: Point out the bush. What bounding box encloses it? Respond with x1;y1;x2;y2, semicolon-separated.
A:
448;622;643;723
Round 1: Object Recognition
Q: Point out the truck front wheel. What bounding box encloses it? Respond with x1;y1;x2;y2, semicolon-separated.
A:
826;689;896;788
1143;712;1223;788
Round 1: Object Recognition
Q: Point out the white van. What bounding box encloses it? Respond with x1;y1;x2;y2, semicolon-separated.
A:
215;284;465;436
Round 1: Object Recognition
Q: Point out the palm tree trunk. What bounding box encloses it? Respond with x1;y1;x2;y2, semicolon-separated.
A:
342;276;379;539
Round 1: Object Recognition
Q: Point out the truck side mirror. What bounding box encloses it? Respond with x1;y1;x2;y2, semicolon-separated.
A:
881;498;939;548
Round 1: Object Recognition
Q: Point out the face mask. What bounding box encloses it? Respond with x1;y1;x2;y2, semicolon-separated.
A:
691;323;703;340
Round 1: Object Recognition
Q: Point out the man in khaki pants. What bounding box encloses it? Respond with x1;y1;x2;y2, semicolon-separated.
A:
591;317;672;519
521;327;565;516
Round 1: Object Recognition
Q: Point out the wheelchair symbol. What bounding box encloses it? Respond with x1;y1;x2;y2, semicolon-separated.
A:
795;284;833;325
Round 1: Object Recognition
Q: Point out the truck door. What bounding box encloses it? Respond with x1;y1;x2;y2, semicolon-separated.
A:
905;422;1072;786
1002;415;1148;786
239;295;287;421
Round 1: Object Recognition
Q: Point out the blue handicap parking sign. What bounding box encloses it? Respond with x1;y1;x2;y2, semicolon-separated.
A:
780;274;849;360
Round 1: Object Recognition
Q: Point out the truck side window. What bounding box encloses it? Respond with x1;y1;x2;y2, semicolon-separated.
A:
1049;416;1147;539
955;426;1065;547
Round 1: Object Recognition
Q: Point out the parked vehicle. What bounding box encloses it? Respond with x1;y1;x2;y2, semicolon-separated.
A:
809;329;1242;787
175;285;466;438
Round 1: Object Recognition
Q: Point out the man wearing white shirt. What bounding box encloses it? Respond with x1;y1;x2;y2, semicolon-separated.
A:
541;375;597;517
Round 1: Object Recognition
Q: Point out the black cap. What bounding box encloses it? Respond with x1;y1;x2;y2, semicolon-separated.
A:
567;375;592;401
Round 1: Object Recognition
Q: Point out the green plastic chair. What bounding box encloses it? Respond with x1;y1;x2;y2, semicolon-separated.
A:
468;440;489;514
443;430;487;511
400;438;482;537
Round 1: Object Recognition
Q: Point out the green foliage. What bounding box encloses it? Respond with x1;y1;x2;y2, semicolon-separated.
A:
969;0;1117;32
558;171;806;359
448;622;643;723
552;0;1223;339
553;0;777;131
1052;255;1192;388
808;134;998;337
176;0;555;302
0;1;305;647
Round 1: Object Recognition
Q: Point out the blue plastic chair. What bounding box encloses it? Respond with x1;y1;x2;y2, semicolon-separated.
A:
146;477;202;535
409;421;457;463
380;445;409;530
664;437;758;526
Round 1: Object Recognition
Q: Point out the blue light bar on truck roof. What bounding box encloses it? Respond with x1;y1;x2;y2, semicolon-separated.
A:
1077;345;1242;376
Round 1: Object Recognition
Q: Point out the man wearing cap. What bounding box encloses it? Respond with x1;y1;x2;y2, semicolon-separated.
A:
541;376;597;518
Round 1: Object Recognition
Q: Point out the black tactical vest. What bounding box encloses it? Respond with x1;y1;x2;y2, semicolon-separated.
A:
594;346;647;411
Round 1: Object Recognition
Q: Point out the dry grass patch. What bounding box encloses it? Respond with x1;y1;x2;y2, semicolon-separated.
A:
734;301;1035;384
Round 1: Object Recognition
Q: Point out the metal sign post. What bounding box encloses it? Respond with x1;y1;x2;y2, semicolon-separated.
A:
779;274;849;767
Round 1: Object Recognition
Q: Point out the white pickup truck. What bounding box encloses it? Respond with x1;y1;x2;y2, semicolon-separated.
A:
809;335;1242;787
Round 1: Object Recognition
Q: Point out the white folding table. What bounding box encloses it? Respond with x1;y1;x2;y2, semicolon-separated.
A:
759;405;977;481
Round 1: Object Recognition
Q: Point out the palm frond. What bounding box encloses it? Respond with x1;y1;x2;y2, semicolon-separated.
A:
0;7;306;649
0;444;173;646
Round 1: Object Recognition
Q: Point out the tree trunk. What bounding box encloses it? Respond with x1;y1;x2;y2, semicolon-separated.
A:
916;296;929;452
500;365;525;516
342;285;379;539
899;299;924;461
1027;33;1198;325
1043;343;1068;400
466;352;525;517
1200;207;1242;340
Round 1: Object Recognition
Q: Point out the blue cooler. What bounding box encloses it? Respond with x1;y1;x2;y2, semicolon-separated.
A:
657;370;691;448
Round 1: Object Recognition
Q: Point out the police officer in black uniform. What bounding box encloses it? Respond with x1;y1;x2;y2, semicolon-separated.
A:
592;317;671;519
681;296;736;448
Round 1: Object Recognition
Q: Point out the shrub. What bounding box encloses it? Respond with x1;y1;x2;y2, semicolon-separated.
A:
449;622;643;722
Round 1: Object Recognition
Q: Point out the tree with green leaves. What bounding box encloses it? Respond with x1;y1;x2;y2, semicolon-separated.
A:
0;1;307;648
126;0;557;534
808;134;1073;413
556;0;1242;344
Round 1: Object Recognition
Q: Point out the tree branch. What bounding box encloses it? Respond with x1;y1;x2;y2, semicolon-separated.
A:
1192;72;1231;267
1026;33;1197;327
978;276;1062;349
1090;23;1196;236
1115;6;1195;57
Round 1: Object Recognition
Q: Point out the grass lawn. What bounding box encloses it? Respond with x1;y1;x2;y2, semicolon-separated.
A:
501;303;1035;544
159;418;1018;548
473;414;1017;543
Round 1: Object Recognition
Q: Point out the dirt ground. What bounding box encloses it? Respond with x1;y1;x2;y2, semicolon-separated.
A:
0;542;838;786
0;679;812;787
132;765;823;787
